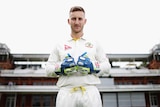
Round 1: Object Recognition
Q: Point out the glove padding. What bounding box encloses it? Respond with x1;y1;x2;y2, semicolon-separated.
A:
60;54;76;75
77;52;100;74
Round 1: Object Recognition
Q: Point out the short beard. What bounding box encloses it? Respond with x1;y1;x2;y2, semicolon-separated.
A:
71;26;83;34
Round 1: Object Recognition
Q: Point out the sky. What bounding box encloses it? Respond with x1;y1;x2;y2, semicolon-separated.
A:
0;0;160;54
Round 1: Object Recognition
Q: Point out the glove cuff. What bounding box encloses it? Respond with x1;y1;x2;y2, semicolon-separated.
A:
91;61;100;73
54;63;62;75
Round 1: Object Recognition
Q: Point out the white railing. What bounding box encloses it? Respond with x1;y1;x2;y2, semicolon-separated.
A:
0;85;160;93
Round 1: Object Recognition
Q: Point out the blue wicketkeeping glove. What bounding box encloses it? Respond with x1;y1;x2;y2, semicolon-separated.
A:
77;52;99;75
59;54;77;75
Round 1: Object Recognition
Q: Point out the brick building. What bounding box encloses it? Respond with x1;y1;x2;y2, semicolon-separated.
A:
0;43;160;107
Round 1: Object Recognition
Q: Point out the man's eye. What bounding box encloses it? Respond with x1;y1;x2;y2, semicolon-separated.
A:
71;18;76;21
78;18;82;21
71;18;83;21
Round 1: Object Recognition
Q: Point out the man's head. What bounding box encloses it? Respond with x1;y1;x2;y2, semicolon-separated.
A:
68;6;86;34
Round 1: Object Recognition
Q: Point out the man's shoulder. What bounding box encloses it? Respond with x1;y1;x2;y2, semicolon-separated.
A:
83;37;99;44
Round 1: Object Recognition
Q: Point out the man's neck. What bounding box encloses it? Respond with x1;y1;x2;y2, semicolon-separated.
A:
71;32;83;40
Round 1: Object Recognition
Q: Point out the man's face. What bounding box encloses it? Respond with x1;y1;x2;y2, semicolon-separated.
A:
68;11;86;33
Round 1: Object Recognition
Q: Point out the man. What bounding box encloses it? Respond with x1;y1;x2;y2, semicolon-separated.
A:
45;6;111;107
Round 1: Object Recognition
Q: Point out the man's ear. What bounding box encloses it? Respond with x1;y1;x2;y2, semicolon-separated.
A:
68;19;70;25
84;19;87;24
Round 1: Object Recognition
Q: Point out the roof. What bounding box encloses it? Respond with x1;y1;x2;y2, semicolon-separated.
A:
12;53;150;62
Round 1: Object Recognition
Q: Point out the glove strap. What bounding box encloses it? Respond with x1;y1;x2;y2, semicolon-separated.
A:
81;52;87;57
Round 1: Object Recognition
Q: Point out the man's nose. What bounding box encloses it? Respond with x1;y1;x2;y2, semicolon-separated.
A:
75;19;80;24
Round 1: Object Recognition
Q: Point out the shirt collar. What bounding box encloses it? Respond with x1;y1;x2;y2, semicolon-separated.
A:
67;36;86;42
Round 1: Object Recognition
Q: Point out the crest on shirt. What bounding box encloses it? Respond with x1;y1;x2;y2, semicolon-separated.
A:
85;42;93;48
64;44;72;50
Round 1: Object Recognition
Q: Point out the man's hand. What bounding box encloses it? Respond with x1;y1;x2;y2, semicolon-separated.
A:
61;54;77;75
77;52;94;74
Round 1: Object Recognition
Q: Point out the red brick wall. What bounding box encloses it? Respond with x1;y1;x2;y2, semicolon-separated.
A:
148;60;160;69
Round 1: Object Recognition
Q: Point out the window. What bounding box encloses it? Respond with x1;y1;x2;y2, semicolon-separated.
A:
21;96;26;107
32;94;56;107
5;95;15;107
102;93;117;107
101;92;146;107
150;93;158;107
118;93;131;107
32;95;41;107
131;92;146;107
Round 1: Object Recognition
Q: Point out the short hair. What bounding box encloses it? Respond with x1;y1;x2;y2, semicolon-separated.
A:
69;6;85;14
